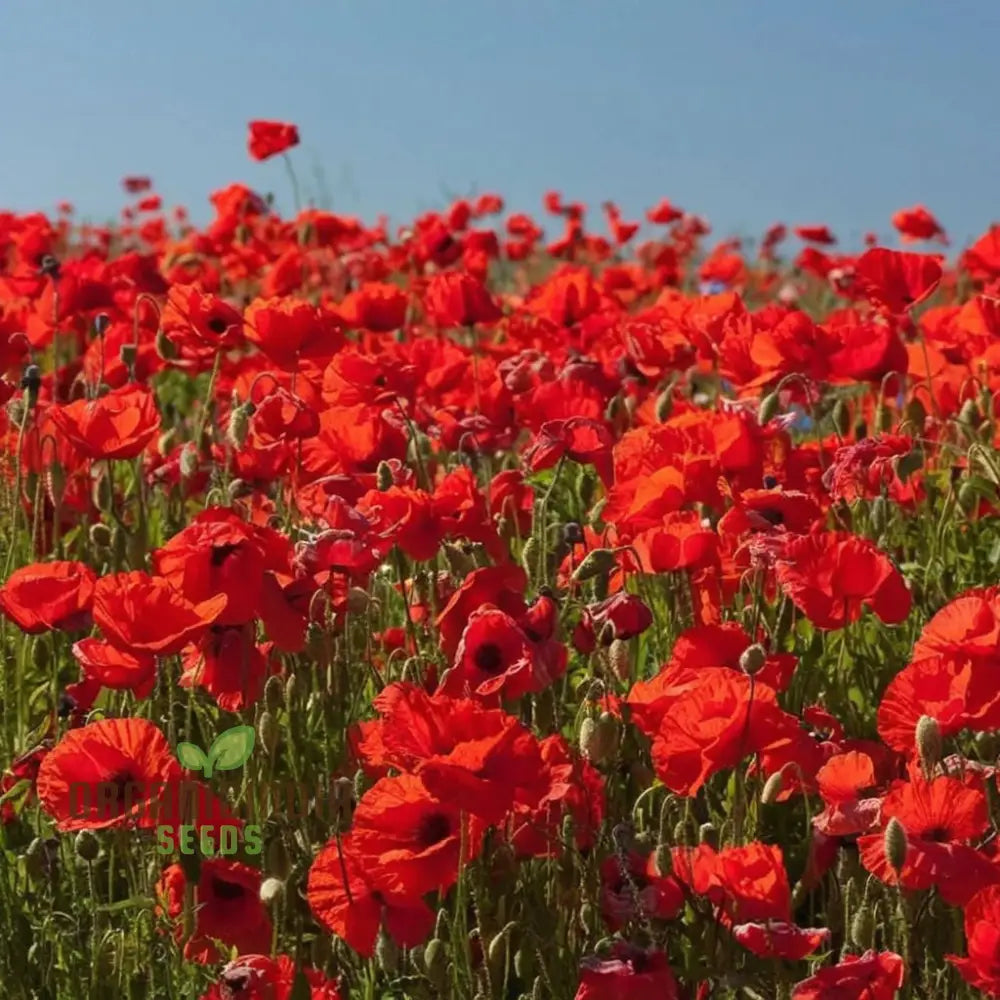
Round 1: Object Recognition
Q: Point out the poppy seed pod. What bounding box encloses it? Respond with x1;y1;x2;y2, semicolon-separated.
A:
915;715;942;772
74;829;100;863
572;547;617;582
884;817;908;875
739;643;767;677
259;877;284;906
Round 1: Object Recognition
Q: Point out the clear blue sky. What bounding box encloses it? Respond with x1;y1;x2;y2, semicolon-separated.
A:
1;1;997;250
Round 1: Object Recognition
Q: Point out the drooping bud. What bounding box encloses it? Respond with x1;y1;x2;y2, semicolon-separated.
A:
89;522;113;550
831;398;851;437
227;478;253;502
520;537;540;583
442;541;476;578
375;927;399;974
850;903;875;950
698;823;719;849
423;938;448;988
257;711;279;755
607;638;630;682
155;329;178;361
266;836;291;880
884;817;908;876
226;401;255;450
760;770;784;805
263;675;284;713
119;343;138;370
179;443;199;480
655;388;673;422
572;547;618;583
376;460;394;491
758;391;781;425
739;643;767;677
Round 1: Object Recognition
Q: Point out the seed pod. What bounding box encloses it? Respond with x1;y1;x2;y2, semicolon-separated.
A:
739;643;767;677
915;715;942;773
572;548;617;583
884;817;908;875
74;829;100;863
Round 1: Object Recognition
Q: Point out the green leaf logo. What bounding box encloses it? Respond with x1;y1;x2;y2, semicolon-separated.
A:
175;726;255;778
204;725;255;778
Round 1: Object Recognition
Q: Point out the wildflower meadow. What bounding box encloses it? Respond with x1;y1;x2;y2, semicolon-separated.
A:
3;119;1000;999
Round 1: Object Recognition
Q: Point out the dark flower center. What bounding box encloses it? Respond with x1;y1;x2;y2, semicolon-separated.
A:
923;826;950;843
207;316;228;334
417;811;452;847
473;642;504;674
211;877;247;901
211;542;241;566
757;507;785;526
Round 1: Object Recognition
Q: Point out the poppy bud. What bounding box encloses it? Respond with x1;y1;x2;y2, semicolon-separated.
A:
575;464;595;511
608;638;630;681
652;845;672;878
375;927;399;974
488;923;517;979
39;254;60;278
226;402;255;450
6;397;26;426
514;945;534;981
578;717;600;761
758;391;781;425
673;819;690;843
915;715;942;772
531;976;545;1000
655;388;673;422
346;587;370;614
631;761;654;788
884;817;908;876
572;547;617;583
698;823;718;848
155;329;178;361
74;829;100;863
905;398;926;434
179;444;199;480
760;769;784;805
434;908;450;942
739;643;767;677
562;521;584;546
31;638;50;670
259;877;284;907
263;674;284;713
227;478;254;502
353;768;370;804
532;688;555;733
869;495;888;535
310;934;332;969
258;711;279;755
424;938;448;988
375;460;394;491
850;903;875;950
93;313;111;337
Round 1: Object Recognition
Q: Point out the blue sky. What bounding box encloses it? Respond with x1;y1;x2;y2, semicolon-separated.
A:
0;1;997;250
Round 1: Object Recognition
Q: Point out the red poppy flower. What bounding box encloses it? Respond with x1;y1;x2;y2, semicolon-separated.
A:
337;281;409;333
892;204;947;244
180;624;274;711
244;297;344;371
794;224;836;245
0;560;96;633
247;120;300;161
435;564;528;659
307;836;435;957
574;944;679;1000
858;774;997;905
853;247;942;314
49;384;160;460
161;285;244;350
822;434;914;501
949;884;1000;995
36;717;181;830
157;858;272;964
599;850;684;931
573;592;653;653
423;271;502;327
72;637;156;699
93;570;228;655
792;950;904;999
731;921;830;961
199;954;341;1000
774;532;911;630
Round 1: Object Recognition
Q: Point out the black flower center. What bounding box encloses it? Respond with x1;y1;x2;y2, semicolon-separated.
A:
211;877;246;901
211;542;241;566
207;316;228;334
417;811;452;847
473;642;504;674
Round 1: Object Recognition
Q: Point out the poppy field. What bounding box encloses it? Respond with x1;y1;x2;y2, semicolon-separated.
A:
4;119;1000;999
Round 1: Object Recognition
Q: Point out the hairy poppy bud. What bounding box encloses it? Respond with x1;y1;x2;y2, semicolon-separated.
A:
514;945;534;981
572;547;617;583
915;715;942;773
179;444;199;480
375;927;399;974
353;768;370;804
520;536;540;583
760;770;784;805
227;478;254;502
74;829;100;863
258;711;279;755
884;817;908;875
226;402;255;450
6;397;26;426
850;904;875;950
424;938;448;988
608;638;630;682
699;823;718;848
89;522;113;549
739;643;767;677
832;398;851;437
434;908;450;942
959;398;980;427
758;391;781;425
442;541;475;577
263;675;284;713
31;638;50;670
259;877;284;907
578;717;601;761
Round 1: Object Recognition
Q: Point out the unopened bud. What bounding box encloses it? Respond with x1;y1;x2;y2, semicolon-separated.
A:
119;344;138;369
760;770;784;805
699;823;718;848
572;547;617;583
226;402;255;450
832;398;851;437
74;829;100;863
758;391;781;425
179;444;199;479
258;711;279;755
655;389;673;422
375;927;399;974
424;938;448;988
884;817;908;876
850;904;875;950
915;715;942;773
155;329;178;361
376;460;395;491
89;522;113;549
739;643;767;677
264;674;284;713
442;541;475;578
266;836;291;879
227;477;254;502
608;639;630;681
520;537;540;582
